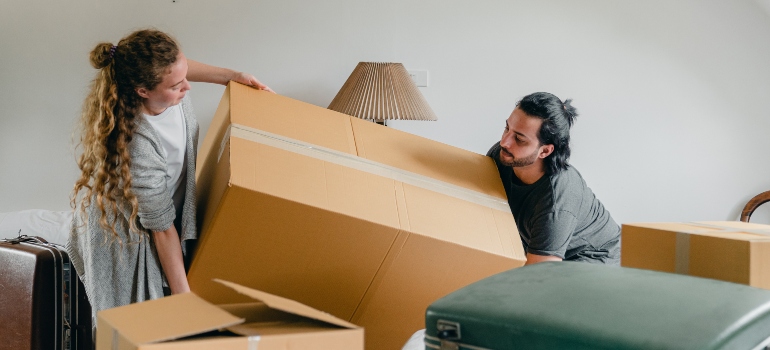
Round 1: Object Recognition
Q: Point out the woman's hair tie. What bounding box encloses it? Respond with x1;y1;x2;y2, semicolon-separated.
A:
109;45;117;59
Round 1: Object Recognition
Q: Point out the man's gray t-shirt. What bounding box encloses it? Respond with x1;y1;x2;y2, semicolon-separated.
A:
488;143;620;264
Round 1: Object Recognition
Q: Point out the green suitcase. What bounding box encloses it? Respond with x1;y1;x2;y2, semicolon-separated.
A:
425;262;770;350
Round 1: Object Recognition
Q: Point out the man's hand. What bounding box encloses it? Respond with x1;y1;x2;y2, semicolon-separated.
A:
231;71;275;93
524;252;562;265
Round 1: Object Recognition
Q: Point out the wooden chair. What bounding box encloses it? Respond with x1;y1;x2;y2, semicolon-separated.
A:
740;191;770;222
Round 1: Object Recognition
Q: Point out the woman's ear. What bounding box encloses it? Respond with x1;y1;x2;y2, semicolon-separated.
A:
136;87;150;99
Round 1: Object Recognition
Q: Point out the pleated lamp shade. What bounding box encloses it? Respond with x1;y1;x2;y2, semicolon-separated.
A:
328;62;438;122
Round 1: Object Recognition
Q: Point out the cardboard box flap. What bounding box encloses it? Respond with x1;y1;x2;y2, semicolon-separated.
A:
215;279;358;329
227;321;338;337
627;221;770;241
228;82;357;155
224;123;511;213
349;116;506;199
698;221;770;233
98;292;244;346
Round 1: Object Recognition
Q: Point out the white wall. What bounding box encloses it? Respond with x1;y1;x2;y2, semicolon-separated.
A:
2;0;770;224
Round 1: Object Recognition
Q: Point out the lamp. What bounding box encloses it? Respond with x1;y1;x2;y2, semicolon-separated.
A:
328;62;437;124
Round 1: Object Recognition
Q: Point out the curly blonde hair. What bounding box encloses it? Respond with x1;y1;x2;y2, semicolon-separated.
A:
72;29;180;240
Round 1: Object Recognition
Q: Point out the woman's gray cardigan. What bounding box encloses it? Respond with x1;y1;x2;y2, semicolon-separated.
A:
68;96;199;321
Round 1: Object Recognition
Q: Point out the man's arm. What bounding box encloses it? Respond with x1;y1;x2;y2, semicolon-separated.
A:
525;252;562;265
525;210;576;264
187;59;274;92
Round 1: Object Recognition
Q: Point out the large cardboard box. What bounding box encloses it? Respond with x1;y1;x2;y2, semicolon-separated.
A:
188;82;526;349
96;279;363;349
622;221;770;289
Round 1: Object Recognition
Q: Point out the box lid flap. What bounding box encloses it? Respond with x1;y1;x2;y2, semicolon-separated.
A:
98;292;244;345
697;221;770;232
228;82;357;155
214;279;358;329
349;116;507;200
625;221;770;241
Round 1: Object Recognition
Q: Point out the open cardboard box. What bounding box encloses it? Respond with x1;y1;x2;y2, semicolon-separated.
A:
188;82;526;349
96;279;363;349
622;221;770;289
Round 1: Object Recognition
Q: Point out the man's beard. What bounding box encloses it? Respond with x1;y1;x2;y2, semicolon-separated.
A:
500;147;539;167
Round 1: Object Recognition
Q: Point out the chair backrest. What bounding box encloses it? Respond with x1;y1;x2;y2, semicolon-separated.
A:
740;190;770;222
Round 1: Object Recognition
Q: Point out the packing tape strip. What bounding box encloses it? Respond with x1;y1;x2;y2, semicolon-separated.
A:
675;232;690;274
112;329;119;350
218;125;232;163
219;123;511;212
248;335;260;350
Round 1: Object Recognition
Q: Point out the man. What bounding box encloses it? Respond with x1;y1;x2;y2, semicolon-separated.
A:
487;92;620;265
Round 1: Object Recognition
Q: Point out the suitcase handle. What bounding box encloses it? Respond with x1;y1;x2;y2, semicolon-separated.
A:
437;320;461;340
3;234;50;245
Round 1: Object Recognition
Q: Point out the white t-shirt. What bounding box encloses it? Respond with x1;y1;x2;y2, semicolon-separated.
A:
143;104;187;228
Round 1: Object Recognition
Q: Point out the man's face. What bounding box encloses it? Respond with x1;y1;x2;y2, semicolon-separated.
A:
499;108;548;168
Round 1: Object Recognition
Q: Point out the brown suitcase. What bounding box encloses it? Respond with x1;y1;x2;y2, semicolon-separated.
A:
0;235;93;350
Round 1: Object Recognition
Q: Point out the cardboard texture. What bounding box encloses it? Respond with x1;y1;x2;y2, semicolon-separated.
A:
622;221;770;289
96;279;363;350
189;82;526;350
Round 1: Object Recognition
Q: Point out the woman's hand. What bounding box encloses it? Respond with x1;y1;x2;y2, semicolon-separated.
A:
231;71;275;93
187;59;274;93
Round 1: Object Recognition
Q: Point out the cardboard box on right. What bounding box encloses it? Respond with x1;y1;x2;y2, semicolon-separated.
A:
621;221;770;289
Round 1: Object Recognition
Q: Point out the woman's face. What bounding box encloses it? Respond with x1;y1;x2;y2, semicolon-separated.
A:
137;52;190;116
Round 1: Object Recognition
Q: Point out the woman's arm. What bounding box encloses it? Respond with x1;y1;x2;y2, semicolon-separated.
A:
187;59;274;92
153;226;190;294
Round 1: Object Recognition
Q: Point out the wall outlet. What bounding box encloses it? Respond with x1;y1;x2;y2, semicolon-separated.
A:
408;70;428;87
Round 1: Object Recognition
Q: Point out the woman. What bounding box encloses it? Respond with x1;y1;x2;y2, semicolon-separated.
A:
68;29;271;319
